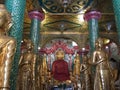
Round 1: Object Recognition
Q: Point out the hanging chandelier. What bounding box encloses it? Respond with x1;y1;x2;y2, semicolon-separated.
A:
58;0;73;8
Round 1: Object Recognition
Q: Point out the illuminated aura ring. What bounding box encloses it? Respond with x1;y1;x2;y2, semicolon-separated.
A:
84;10;101;21
29;10;45;21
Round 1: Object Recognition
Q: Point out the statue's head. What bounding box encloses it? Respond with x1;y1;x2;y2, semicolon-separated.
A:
26;39;34;51
55;49;65;60
0;4;12;33
74;53;80;61
83;55;88;63
95;37;104;49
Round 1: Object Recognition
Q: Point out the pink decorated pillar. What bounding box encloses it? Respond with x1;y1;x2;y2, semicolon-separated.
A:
84;10;101;53
29;10;45;54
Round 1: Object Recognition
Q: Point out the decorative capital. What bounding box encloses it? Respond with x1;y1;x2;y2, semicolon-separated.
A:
84;10;101;21
29;10;45;21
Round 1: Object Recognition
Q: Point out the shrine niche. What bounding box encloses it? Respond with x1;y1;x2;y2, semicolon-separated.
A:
37;39;84;90
39;39;79;71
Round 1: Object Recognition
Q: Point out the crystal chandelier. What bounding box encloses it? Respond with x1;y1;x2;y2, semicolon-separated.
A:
58;0;72;8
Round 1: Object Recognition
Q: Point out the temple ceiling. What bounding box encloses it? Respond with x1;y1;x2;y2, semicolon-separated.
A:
23;0;117;44
24;0;115;31
0;0;116;37
0;0;117;48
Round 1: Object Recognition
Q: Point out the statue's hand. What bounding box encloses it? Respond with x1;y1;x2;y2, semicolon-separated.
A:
112;69;118;81
32;78;36;90
32;73;35;81
8;22;13;30
33;77;35;81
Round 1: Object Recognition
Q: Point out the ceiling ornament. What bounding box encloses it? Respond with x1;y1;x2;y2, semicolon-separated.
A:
39;0;93;13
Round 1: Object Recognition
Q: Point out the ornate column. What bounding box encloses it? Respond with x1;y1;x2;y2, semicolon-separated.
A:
84;10;101;53
29;10;45;54
5;0;26;90
112;0;120;43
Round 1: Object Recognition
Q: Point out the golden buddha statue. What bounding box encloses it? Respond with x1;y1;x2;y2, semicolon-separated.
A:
0;4;16;90
80;55;92;90
51;49;70;82
40;54;48;84
73;53;81;76
91;37;115;90
17;40;36;90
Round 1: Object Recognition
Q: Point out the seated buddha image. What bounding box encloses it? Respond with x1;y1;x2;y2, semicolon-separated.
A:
51;49;70;82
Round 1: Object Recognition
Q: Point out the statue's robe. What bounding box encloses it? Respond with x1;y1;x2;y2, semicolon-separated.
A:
0;36;16;89
51;59;70;81
17;52;36;90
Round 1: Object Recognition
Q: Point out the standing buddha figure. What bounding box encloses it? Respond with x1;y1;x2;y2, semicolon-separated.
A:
73;53;81;76
40;54;48;84
17;40;36;90
80;55;92;90
0;4;16;90
72;53;81;89
91;37;115;90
